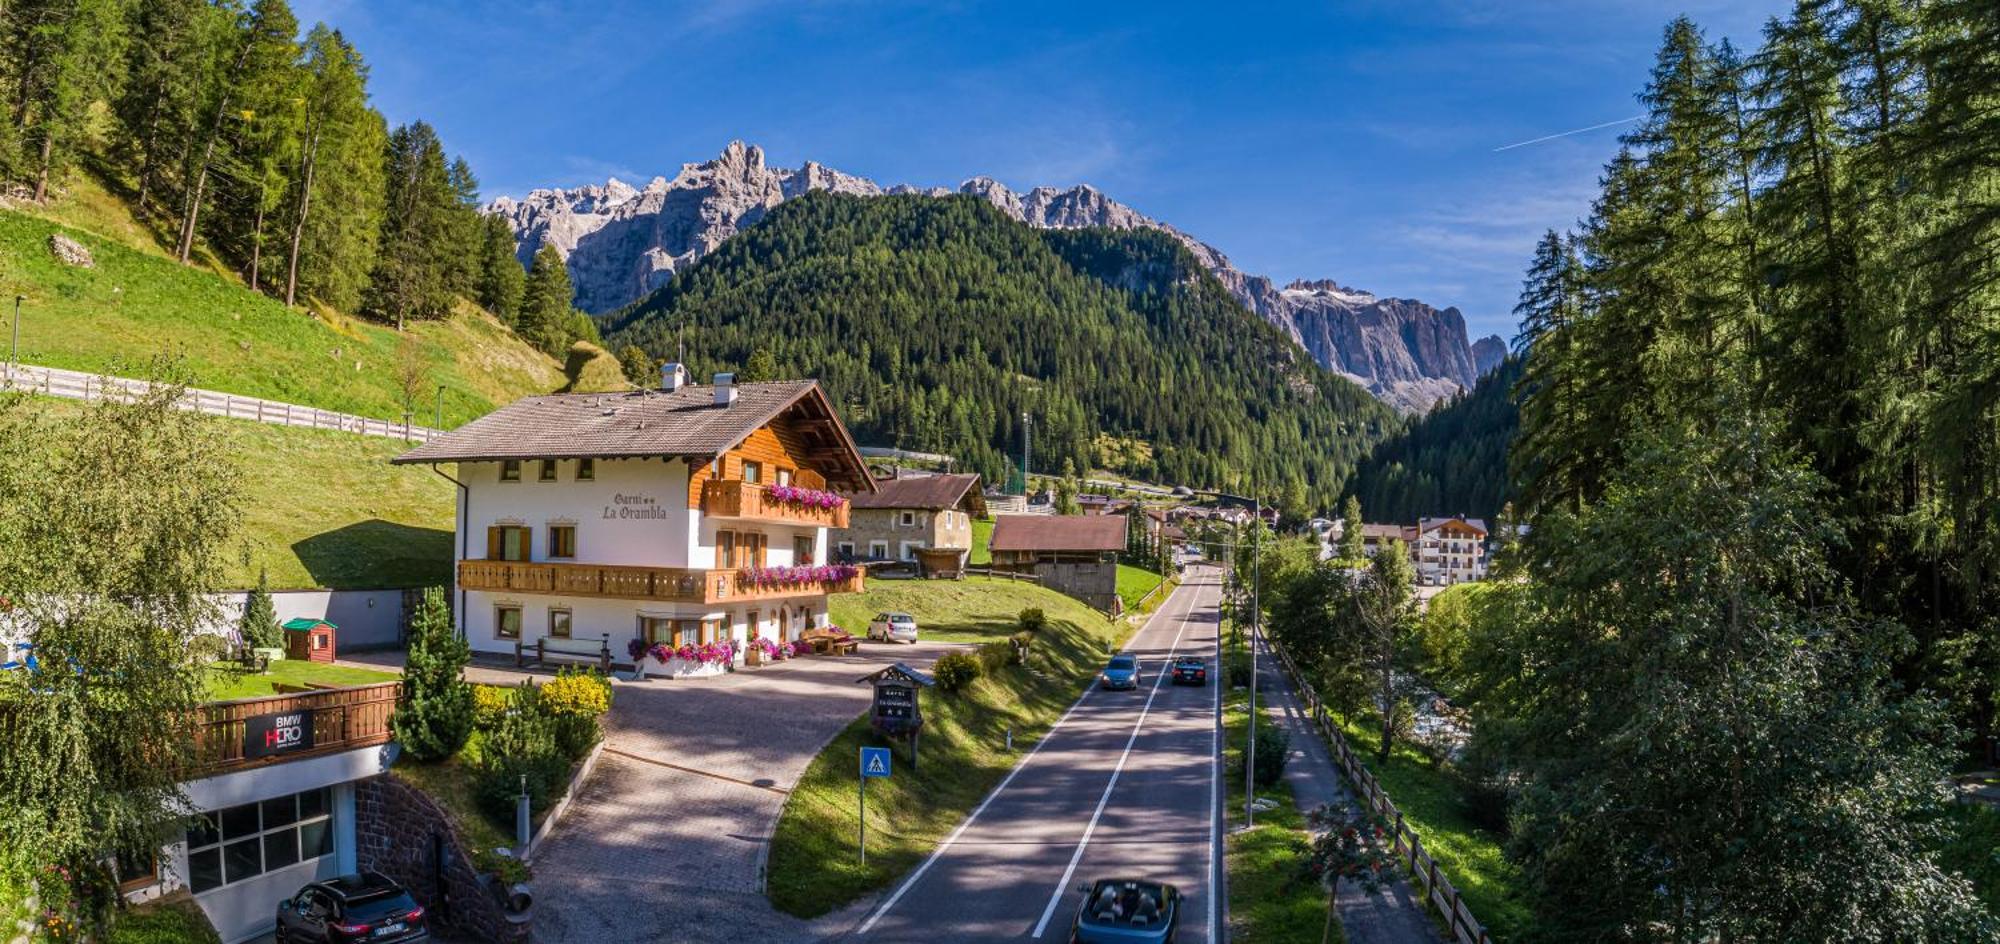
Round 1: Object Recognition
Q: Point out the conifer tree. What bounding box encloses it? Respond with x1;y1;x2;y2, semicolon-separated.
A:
366;121;456;328
285;24;379;310
518;243;577;355
113;0;226;218
391;587;473;761
223;0;302;292
238;570;282;651
477;213;525;322
5;0;131;202
1339;495;1365;562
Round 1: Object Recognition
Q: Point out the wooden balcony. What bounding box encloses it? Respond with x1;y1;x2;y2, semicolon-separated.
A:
459;559;864;605
702;479;849;529
195;682;401;774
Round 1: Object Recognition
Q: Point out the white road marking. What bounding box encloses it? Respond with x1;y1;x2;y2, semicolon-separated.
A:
1029;598;1196;938
855;577;1199;936
1207;572;1222;942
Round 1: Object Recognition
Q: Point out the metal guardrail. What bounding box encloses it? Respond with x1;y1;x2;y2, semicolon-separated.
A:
1267;638;1494;944
0;362;442;442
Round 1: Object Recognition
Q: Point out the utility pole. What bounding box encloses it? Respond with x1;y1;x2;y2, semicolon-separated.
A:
1245;491;1261;827
8;295;21;381
1019;412;1032;496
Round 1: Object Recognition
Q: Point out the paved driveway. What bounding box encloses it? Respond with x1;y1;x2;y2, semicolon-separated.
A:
528;640;961;944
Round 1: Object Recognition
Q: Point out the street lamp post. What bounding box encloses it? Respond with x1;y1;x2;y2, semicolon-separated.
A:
9;294;22;381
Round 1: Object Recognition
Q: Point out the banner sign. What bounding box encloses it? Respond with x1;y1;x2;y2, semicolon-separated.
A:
244;710;315;760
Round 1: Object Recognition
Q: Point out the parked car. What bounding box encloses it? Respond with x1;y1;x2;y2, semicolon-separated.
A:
1170;656;1207;686
1099;654;1140;690
868;612;919;644
1069;877;1183;943
275;871;428;943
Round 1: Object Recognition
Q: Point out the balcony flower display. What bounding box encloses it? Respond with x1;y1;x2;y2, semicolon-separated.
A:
787;639;813;657
751;638;782;659
736;563;860;590
764;484;846;510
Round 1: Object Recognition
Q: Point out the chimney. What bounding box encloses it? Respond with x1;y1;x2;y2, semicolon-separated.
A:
660;362;688;392
713;372;737;407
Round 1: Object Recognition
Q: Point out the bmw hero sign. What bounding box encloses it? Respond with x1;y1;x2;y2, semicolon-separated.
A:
244;709;315;760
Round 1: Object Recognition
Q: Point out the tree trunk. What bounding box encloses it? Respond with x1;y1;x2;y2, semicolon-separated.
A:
249;188;265;292
179;40;252;264
31;129;53;203
285;128;320;307
1377;632;1393;765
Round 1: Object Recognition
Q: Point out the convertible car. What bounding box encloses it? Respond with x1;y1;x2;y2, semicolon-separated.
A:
1069;877;1182;943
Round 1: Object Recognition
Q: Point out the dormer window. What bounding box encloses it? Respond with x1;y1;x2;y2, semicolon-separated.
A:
499;460;521;482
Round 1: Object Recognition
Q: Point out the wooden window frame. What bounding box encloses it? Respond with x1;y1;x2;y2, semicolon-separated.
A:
718;531;738;569
741;460;763;485
577;458;596;481
499;460;521;482
794;535;814;565
487;525;532;562
495;605;522;640
549;608;572;639
548;525;577;559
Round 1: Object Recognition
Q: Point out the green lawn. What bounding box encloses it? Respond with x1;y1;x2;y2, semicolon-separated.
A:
107;896;221;944
1331;713;1533;940
829;574;1105;644
201;658;400;701
970;516;994;565
25;398;455;590
1117;563;1167;611
0;178;592;427
1225;678;1335;943
768;579;1132;917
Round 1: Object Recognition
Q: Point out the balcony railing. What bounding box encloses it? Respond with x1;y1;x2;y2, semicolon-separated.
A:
195;682;401;773
702;479;850;529
459;559;864;604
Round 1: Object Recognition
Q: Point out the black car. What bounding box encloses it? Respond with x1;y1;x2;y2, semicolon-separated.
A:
1070;877;1183;943
276;871;428;943
1170;657;1207;686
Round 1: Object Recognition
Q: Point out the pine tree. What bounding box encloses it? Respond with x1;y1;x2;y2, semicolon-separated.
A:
5;0;131;201
222;0;302;292
285;24;379;310
1339;495;1365;562
741;347;779;382
518;243;577;355
391;586;473;761
365;121;456;328
175;0;294;266
616;343;654;386
1509;230;1586;513
112;0;225;219
477;213;524;322
238;570;281;651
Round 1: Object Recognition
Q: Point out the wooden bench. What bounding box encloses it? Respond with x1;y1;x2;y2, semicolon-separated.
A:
516;634;613;673
802;628;859;656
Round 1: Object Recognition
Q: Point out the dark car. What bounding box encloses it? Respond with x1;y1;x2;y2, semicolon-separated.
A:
1099;654;1140;690
276;871;428;943
1069;877;1183;943
1170;656;1207;686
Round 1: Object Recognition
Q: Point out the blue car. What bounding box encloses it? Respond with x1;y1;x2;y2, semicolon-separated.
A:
1070;878;1182;943
1099;654;1140;690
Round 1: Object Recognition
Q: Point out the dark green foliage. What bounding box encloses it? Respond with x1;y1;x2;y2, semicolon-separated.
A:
931;651;981;692
617;343;656;386
1017;607;1046;634
107;897;221;944
1247;722;1290;790
477;213;525;323
365;121;458;328
0;0;130;201
238;570;281;650
390;586;473;761
474;694;568;821
1345;357;1520;524
518;243;579;355
606;193;1398;510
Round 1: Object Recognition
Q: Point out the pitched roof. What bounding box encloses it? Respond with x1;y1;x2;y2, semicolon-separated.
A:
1419;516;1489;536
1360;523;1410;540
989;514;1128;553
846;473;984;512
392;381;873;490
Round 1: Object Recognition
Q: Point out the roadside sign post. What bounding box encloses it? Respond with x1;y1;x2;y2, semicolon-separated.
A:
860;746;891;865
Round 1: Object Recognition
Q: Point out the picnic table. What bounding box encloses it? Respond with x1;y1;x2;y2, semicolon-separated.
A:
803;627;859;655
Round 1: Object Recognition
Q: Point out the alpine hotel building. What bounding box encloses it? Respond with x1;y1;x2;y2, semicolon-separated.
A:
394;367;874;664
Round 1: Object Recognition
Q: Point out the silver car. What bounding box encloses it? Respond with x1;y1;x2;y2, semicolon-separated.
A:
868;612;918;644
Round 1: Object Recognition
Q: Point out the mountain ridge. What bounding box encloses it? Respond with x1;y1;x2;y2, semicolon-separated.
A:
492;141;1481;412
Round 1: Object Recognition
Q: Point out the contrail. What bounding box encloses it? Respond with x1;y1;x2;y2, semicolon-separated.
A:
1493;115;1642;152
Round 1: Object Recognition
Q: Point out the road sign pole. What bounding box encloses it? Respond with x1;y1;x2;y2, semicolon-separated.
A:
859;767;867;867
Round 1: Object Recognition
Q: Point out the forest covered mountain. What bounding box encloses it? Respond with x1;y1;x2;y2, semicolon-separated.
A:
1342;355;1519;522
601;191;1402;512
497;141;1483;411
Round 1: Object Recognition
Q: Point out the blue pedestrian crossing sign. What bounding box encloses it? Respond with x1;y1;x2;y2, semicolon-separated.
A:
860;746;892;779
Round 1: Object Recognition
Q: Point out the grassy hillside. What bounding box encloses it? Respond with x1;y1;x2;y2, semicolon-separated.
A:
0;172;625;425
773;576;1130;916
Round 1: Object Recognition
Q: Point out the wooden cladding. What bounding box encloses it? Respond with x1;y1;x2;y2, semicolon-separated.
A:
194;682;401;773
687;423;833;509
702;479;849;528
458;559;863;605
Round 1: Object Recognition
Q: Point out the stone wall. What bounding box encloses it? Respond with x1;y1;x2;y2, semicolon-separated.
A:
354;775;530;944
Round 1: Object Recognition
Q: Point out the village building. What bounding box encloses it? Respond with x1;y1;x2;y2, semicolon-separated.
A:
988;514;1128;611
834;472;986;573
392;368;874;669
1415;516;1489;585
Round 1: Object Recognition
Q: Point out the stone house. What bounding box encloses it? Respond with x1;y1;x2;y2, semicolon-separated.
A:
833;472;986;566
988;514;1128;611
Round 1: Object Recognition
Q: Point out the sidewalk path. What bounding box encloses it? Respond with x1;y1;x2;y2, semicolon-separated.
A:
1252;635;1442;944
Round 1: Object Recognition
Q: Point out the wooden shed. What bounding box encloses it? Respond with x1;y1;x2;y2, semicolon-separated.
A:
281;617;337;663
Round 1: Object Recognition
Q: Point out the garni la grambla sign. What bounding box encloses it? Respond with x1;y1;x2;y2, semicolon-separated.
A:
244;710;315;759
603;492;672;521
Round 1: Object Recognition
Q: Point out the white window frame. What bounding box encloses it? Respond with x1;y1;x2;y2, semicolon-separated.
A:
868;540;889;560
899;540;926;561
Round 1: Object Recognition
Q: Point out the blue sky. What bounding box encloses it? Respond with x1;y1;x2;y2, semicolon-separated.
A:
296;0;1787;340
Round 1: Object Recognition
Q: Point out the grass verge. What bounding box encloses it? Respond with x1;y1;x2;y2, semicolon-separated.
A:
1224;679;1335;943
829;574;1105;645
200;659;400;701
1117;563;1167;613
768;581;1132;917
971;517;994;565
1331;713;1532;939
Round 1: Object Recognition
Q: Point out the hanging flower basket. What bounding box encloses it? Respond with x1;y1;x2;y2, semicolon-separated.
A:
765;484;847;511
736;564;860;591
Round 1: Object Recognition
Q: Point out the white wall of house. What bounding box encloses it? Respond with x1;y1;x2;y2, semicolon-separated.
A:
458;457;696;568
461;589;828;659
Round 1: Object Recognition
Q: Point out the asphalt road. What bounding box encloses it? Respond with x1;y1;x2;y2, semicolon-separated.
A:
849;567;1225;943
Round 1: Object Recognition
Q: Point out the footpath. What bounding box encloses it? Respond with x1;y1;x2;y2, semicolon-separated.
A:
1251;634;1442;944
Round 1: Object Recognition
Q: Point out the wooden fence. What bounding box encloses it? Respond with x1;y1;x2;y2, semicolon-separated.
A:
0;362;442;442
963;567;1042;584
1267;638;1493;944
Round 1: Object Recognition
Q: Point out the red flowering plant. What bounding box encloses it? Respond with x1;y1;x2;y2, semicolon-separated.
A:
751;638;782;659
737;564;860;589
1301;803;1396;894
764;484;846;510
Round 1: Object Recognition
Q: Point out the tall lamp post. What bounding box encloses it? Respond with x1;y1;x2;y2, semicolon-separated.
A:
8;294;22;381
1019;412;1032;496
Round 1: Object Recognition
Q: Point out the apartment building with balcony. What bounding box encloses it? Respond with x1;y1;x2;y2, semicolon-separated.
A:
392;368;874;665
1415;516;1488;585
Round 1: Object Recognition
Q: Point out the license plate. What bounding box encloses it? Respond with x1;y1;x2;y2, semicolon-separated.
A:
375;922;404;937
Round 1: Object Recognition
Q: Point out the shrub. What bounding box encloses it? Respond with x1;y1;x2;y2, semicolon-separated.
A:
1226;651;1254;688
107;897;221;944
472;685;513;731
932;652;982;692
475;705;571;821
541;667;613;718
1247;722;1291;790
188;633;231;664
974;640;1014;673
392;587;475;761
1017;607;1047;633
